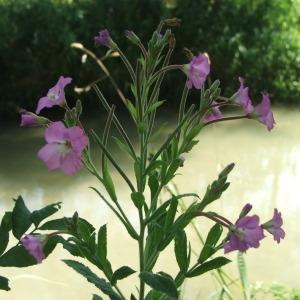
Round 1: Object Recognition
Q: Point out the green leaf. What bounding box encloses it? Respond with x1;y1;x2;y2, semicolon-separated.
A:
111;266;136;286
0;245;37;267
63;259;122;300
0;212;12;256
144;160;166;176
163;195;178;233
198;224;223;263
112;136;135;159
39;218;67;230
12;196;32;239
162;158;181;185
183;124;204;141
97;224;107;268
186;257;231;278
131;192;145;209
0;276;10;291
103;168;117;203
127;99;137;123
92;294;104;300
31;202;62;227
148;173;159;202
139;272;178;299
78;220;92;243
145;100;165;117
174;229;188;274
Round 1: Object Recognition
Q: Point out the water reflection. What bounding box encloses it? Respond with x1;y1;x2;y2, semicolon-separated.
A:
0;106;299;299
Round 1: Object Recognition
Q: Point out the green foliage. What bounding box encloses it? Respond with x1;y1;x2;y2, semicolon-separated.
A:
0;0;298;119
168;0;300;104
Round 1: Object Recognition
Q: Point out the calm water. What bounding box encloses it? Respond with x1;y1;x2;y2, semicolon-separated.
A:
0;106;299;299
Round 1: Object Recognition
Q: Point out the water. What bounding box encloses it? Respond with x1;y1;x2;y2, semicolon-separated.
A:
0;106;299;299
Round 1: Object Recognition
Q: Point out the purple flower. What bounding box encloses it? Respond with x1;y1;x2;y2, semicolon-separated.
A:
248;93;275;131
232;77;254;113
20;109;50;126
204;102;222;122
36;76;72;114
20;234;47;264
184;53;210;89
179;155;185;167
94;29;117;50
38;121;88;174
223;215;265;253
261;208;285;243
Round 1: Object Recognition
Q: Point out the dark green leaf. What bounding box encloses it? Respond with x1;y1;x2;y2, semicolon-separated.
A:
111;266;136;286
39;218;67;230
174;229;188;274
198;224;223;263
92;294;104;300
163;195;178;233
97;224;107;268
0;212;12;255
139;272;178;299
31;202;62;227
148;173;159;202
12;196;32;239
131;192;145;209
186;257;231;278
144;160;166;176
162;158;181;185
63;259;122;300
0;245;37;267
0;275;10;291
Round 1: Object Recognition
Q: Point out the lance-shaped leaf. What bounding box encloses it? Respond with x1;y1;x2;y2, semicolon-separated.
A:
31;202;62;227
139;272;178;299
97;224;107;268
198;223;223;263
63;259;122;300
174;229;189;274
186;257;231;278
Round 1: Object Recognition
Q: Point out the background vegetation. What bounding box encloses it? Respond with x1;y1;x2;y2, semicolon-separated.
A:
0;0;299;119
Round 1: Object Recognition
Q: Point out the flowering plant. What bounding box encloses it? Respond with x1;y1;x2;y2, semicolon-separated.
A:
0;18;283;299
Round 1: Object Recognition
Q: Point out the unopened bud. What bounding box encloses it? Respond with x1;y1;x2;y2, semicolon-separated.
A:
20;109;50;126
163;18;181;27
239;203;253;218
168;34;176;49
210;80;220;92
218;162;235;178
124;30;140;45
75;99;82;115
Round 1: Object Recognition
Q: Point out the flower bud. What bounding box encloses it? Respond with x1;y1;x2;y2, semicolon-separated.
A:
20;109;50;126
239;203;253;218
124;30;140;45
218;162;235;178
168;34;176;49
163;18;181;27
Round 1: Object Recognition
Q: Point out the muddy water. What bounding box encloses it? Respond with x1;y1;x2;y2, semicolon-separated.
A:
0;106;299;299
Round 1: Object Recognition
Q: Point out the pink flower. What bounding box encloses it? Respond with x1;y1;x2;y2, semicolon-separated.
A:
20;109;50;126
232;77;254;113
184;53;210;89
36;76;72;114
248;93;275;131
204;102;222;122
20;234;47;264
223;215;265;253
261;208;285;243
94;29;117;50
38;121;88;174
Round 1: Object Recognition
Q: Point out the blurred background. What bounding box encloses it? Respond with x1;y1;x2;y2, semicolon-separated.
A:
0;0;299;120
